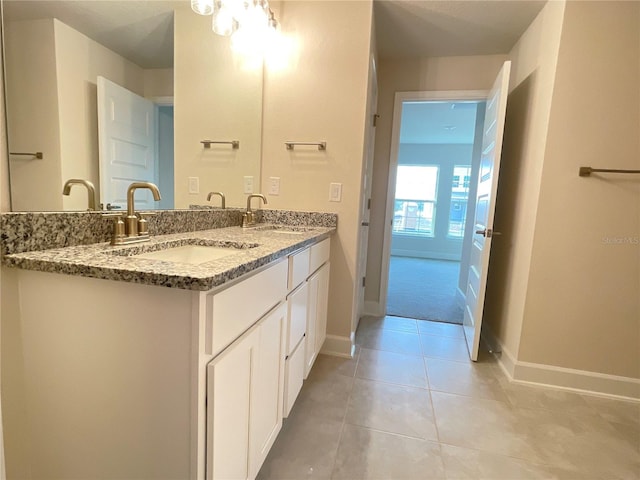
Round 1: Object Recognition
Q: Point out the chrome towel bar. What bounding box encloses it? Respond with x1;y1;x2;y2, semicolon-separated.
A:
579;167;640;176
10;151;43;159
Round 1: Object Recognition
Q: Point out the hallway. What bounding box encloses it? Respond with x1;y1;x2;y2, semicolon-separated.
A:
258;316;640;479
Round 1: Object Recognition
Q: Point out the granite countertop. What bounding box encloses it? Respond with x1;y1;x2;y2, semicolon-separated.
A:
2;224;335;291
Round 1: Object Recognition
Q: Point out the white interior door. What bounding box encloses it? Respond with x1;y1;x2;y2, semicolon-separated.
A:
463;61;511;361
357;56;378;319
97;76;156;210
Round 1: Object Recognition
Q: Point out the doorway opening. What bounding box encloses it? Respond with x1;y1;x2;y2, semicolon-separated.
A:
385;97;487;325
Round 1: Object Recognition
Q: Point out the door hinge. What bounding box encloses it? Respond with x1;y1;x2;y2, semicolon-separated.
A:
373;114;380;127
362;277;366;288
367;198;371;210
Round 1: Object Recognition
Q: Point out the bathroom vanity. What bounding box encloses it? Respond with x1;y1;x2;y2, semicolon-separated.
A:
1;211;335;479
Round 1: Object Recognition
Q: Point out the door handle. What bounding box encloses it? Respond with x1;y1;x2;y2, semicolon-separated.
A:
475;228;501;238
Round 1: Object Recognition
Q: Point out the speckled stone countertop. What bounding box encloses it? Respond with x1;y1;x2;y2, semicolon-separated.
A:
2;224;335;291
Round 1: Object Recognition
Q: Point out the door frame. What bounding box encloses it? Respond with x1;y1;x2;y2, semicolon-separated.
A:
355;54;378;329
378;90;489;315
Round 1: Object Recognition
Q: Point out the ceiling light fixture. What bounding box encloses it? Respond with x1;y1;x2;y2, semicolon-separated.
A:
191;0;279;44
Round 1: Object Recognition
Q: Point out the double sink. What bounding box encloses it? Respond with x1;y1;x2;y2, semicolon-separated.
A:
107;225;317;266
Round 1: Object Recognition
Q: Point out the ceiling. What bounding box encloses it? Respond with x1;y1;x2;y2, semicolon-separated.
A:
2;0;181;68
400;101;480;144
1;0;546;69
374;0;546;59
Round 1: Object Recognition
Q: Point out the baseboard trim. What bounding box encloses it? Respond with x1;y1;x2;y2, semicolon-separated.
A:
391;249;461;261
363;300;384;317
482;327;640;401
320;334;355;358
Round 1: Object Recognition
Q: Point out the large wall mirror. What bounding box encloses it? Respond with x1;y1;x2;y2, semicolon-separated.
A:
2;0;263;212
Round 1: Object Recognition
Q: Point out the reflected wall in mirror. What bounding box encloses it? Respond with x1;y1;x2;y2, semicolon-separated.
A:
2;0;263;212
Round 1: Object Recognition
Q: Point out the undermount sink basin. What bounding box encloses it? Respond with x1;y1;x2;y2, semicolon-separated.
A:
110;240;259;265
134;245;244;264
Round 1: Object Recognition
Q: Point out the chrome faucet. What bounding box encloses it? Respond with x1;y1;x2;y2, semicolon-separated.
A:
207;191;226;209
62;179;97;211
104;182;162;245
242;194;267;228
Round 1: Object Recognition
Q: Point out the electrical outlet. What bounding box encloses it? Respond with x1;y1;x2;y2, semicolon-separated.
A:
243;176;254;194
188;177;199;194
269;177;280;195
329;182;342;202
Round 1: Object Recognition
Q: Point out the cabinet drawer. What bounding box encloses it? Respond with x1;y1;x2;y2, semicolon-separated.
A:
283;340;305;418
288;248;310;291
207;260;287;356
309;238;330;274
286;282;308;355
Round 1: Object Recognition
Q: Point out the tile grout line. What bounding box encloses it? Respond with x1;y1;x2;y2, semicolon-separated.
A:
327;349;361;479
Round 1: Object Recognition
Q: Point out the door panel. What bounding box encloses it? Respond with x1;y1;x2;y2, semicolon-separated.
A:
462;61;511;361
357;55;378;318
97;76;156;209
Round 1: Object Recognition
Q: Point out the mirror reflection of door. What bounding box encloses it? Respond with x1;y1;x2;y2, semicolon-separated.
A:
97;76;174;211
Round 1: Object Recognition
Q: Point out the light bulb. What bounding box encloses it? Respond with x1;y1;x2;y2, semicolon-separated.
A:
191;0;214;15
212;0;237;36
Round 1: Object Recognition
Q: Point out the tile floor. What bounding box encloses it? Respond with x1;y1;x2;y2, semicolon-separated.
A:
257;316;640;480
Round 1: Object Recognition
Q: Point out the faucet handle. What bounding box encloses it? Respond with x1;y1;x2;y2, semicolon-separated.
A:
102;213;126;245
136;212;156;236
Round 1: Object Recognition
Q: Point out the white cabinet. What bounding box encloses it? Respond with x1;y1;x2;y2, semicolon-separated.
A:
207;325;256;480
283;248;311;417
249;304;287;478
207;303;287;480
304;239;331;378
305;262;330;378
2;236;331;480
283;238;332;410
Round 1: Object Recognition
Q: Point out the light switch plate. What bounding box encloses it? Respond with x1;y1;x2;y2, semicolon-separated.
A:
269;177;280;195
329;182;342;202
243;176;254;194
188;177;199;194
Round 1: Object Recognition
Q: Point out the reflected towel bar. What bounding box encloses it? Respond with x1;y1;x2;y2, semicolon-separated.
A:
201;140;239;149
579;167;640;176
10;151;43;159
285;141;326;151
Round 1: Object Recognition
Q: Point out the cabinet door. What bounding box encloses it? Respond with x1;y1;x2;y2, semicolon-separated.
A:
304;262;330;378
315;262;330;355
304;271;319;379
249;303;287;479
286;282;308;355
283;339;305;418
207;327;259;480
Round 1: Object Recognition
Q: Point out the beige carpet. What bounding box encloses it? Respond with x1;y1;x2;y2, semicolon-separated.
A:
386;256;463;324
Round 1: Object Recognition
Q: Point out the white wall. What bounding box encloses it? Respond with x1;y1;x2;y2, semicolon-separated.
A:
173;6;262;209
365;54;508;311
144;68;174;99
483;0;566;360
4;19;64;211
485;0;639;396
519;0;639;379
4;18;149;211
53;19;145;210
262;0;373;352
